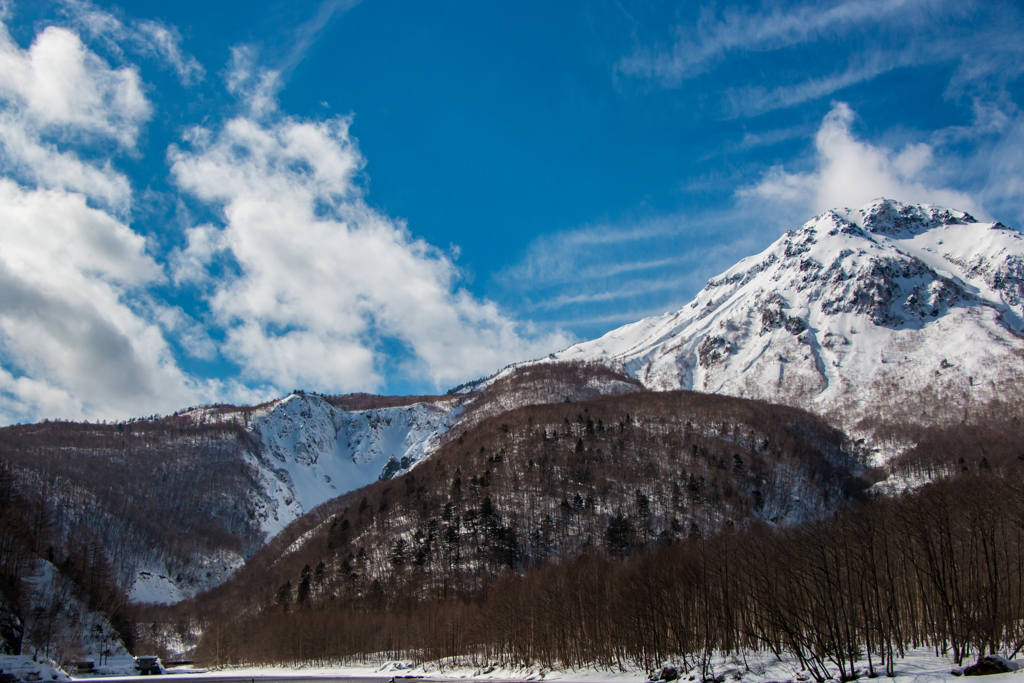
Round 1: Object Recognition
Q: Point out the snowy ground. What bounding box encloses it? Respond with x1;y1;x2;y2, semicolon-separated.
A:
70;649;1022;683
0;655;70;682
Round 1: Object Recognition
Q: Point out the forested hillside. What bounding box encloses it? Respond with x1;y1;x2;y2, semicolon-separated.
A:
139;416;1024;680
0;416;266;596
0;389;473;604
0;363;660;606
136;386;868;664
3;361;1022;679
0;459;133;660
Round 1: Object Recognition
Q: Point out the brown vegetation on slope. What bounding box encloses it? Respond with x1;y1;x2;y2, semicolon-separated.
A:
156;458;1024;681
0;459;132;656
0;416;265;589
447;362;644;437
324;393;455;411
138;387;869;666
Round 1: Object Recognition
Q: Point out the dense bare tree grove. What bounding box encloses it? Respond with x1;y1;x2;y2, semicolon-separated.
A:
0;415;268;589
879;416;1024;483
0;458;132;655
170;465;1024;681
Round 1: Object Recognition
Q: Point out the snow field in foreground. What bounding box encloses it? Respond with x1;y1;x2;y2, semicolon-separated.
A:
74;648;1022;683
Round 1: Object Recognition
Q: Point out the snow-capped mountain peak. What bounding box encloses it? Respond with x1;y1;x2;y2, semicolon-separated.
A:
548;199;1024;427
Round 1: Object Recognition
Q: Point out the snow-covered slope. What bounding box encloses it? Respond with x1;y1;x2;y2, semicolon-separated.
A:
123;394;463;603
549;199;1024;427
245;394;461;537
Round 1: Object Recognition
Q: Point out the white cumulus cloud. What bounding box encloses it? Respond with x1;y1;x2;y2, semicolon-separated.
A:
0;179;218;422
745;101;983;217
0;14;243;423
0;22;149;147
169;84;570;393
0;20;149;211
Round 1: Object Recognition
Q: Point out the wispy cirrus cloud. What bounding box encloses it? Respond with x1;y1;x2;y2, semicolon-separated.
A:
722;49;920;118
617;0;1024;230
616;0;947;87
530;274;706;311
213;0;365;120
494;212;772;336
59;0;205;85
614;0;1021;125
734;125;810;151
218;0;365;114
277;0;364;78
496;219;688;289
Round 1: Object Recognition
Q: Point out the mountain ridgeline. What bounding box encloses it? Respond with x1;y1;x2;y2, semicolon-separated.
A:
1;199;1023;675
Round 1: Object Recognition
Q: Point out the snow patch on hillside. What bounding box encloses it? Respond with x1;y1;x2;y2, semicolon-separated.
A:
129;571;181;604
246;395;460;538
129;550;244;604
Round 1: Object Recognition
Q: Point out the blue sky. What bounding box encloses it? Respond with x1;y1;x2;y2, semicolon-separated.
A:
0;0;1021;422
